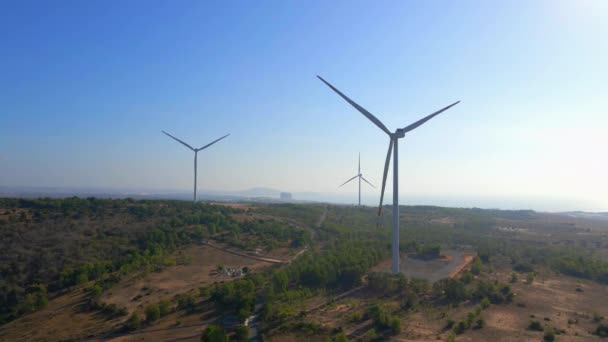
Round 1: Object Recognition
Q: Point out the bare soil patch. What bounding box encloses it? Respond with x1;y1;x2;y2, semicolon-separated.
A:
371;250;473;282
0;287;124;342
209;202;255;210
103;243;286;313
231;212;263;222
430;217;456;226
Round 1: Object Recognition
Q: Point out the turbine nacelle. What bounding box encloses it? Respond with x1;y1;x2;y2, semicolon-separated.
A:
392;129;406;139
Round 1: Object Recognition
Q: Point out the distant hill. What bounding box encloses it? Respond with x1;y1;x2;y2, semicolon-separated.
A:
0;186;320;203
0;186;287;201
558;211;608;221
225;187;283;198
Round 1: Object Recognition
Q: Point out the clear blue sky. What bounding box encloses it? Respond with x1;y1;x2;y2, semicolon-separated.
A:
1;0;606;211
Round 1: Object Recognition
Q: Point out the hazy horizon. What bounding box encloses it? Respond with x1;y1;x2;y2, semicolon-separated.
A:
1;1;606;212
1;184;604;213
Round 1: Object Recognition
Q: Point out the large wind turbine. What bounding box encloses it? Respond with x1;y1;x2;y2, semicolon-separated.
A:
162;131;230;202
318;76;459;274
339;153;375;206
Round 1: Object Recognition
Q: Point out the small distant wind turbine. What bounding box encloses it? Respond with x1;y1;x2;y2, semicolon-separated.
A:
318;76;459;274
162;131;230;202
339;153;374;206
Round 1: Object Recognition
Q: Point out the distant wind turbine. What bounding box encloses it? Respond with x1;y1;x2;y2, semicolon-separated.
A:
318;76;459;274
339;153;374;206
162;131;230;202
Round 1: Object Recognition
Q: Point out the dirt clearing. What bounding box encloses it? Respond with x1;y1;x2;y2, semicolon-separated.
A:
103;243;287;313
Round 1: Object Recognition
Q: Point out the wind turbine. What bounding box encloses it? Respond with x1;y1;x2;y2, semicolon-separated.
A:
318;76;459;274
339;153;375;206
162;131;230;202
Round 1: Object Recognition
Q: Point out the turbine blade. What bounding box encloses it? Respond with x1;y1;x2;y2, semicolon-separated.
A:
197;134;230;151
317;76;391;135
162;131;195;151
378;139;394;216
361;175;375;188
339;175;359;187
402;101;460;133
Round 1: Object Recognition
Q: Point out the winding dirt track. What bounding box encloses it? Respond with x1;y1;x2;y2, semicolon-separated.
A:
449;254;474;278
202;241;286;264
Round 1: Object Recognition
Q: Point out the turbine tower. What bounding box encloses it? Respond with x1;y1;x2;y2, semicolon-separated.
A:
318;76;459;274
339;153;375;206
162;131;230;202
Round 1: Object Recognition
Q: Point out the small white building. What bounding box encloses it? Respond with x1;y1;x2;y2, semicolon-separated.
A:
222;267;245;277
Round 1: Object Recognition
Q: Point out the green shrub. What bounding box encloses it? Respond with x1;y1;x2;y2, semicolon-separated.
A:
235;325;250;342
596;323;608;337
145;304;160;322
416;244;441;258
437;279;469;302
126;313;141;330
472;281;513;304
201;324;228;342
480;297;491;309
388;316;402;334
471;257;482;275
528;320;543;331
594;312;604;322
329;332;349;342
159;300;172;317
461;271;473;284
350;311;363;322
466;311;477;326
90;284;103;298
366;328;377;340
454;321;467;334
176;293;197;313
513;262;535;273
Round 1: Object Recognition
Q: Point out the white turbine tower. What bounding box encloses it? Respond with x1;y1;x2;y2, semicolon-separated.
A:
339;153;375;206
318;76;459;274
162;131;230;202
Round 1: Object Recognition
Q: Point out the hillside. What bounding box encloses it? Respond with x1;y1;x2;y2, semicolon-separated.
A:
1;199;608;341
